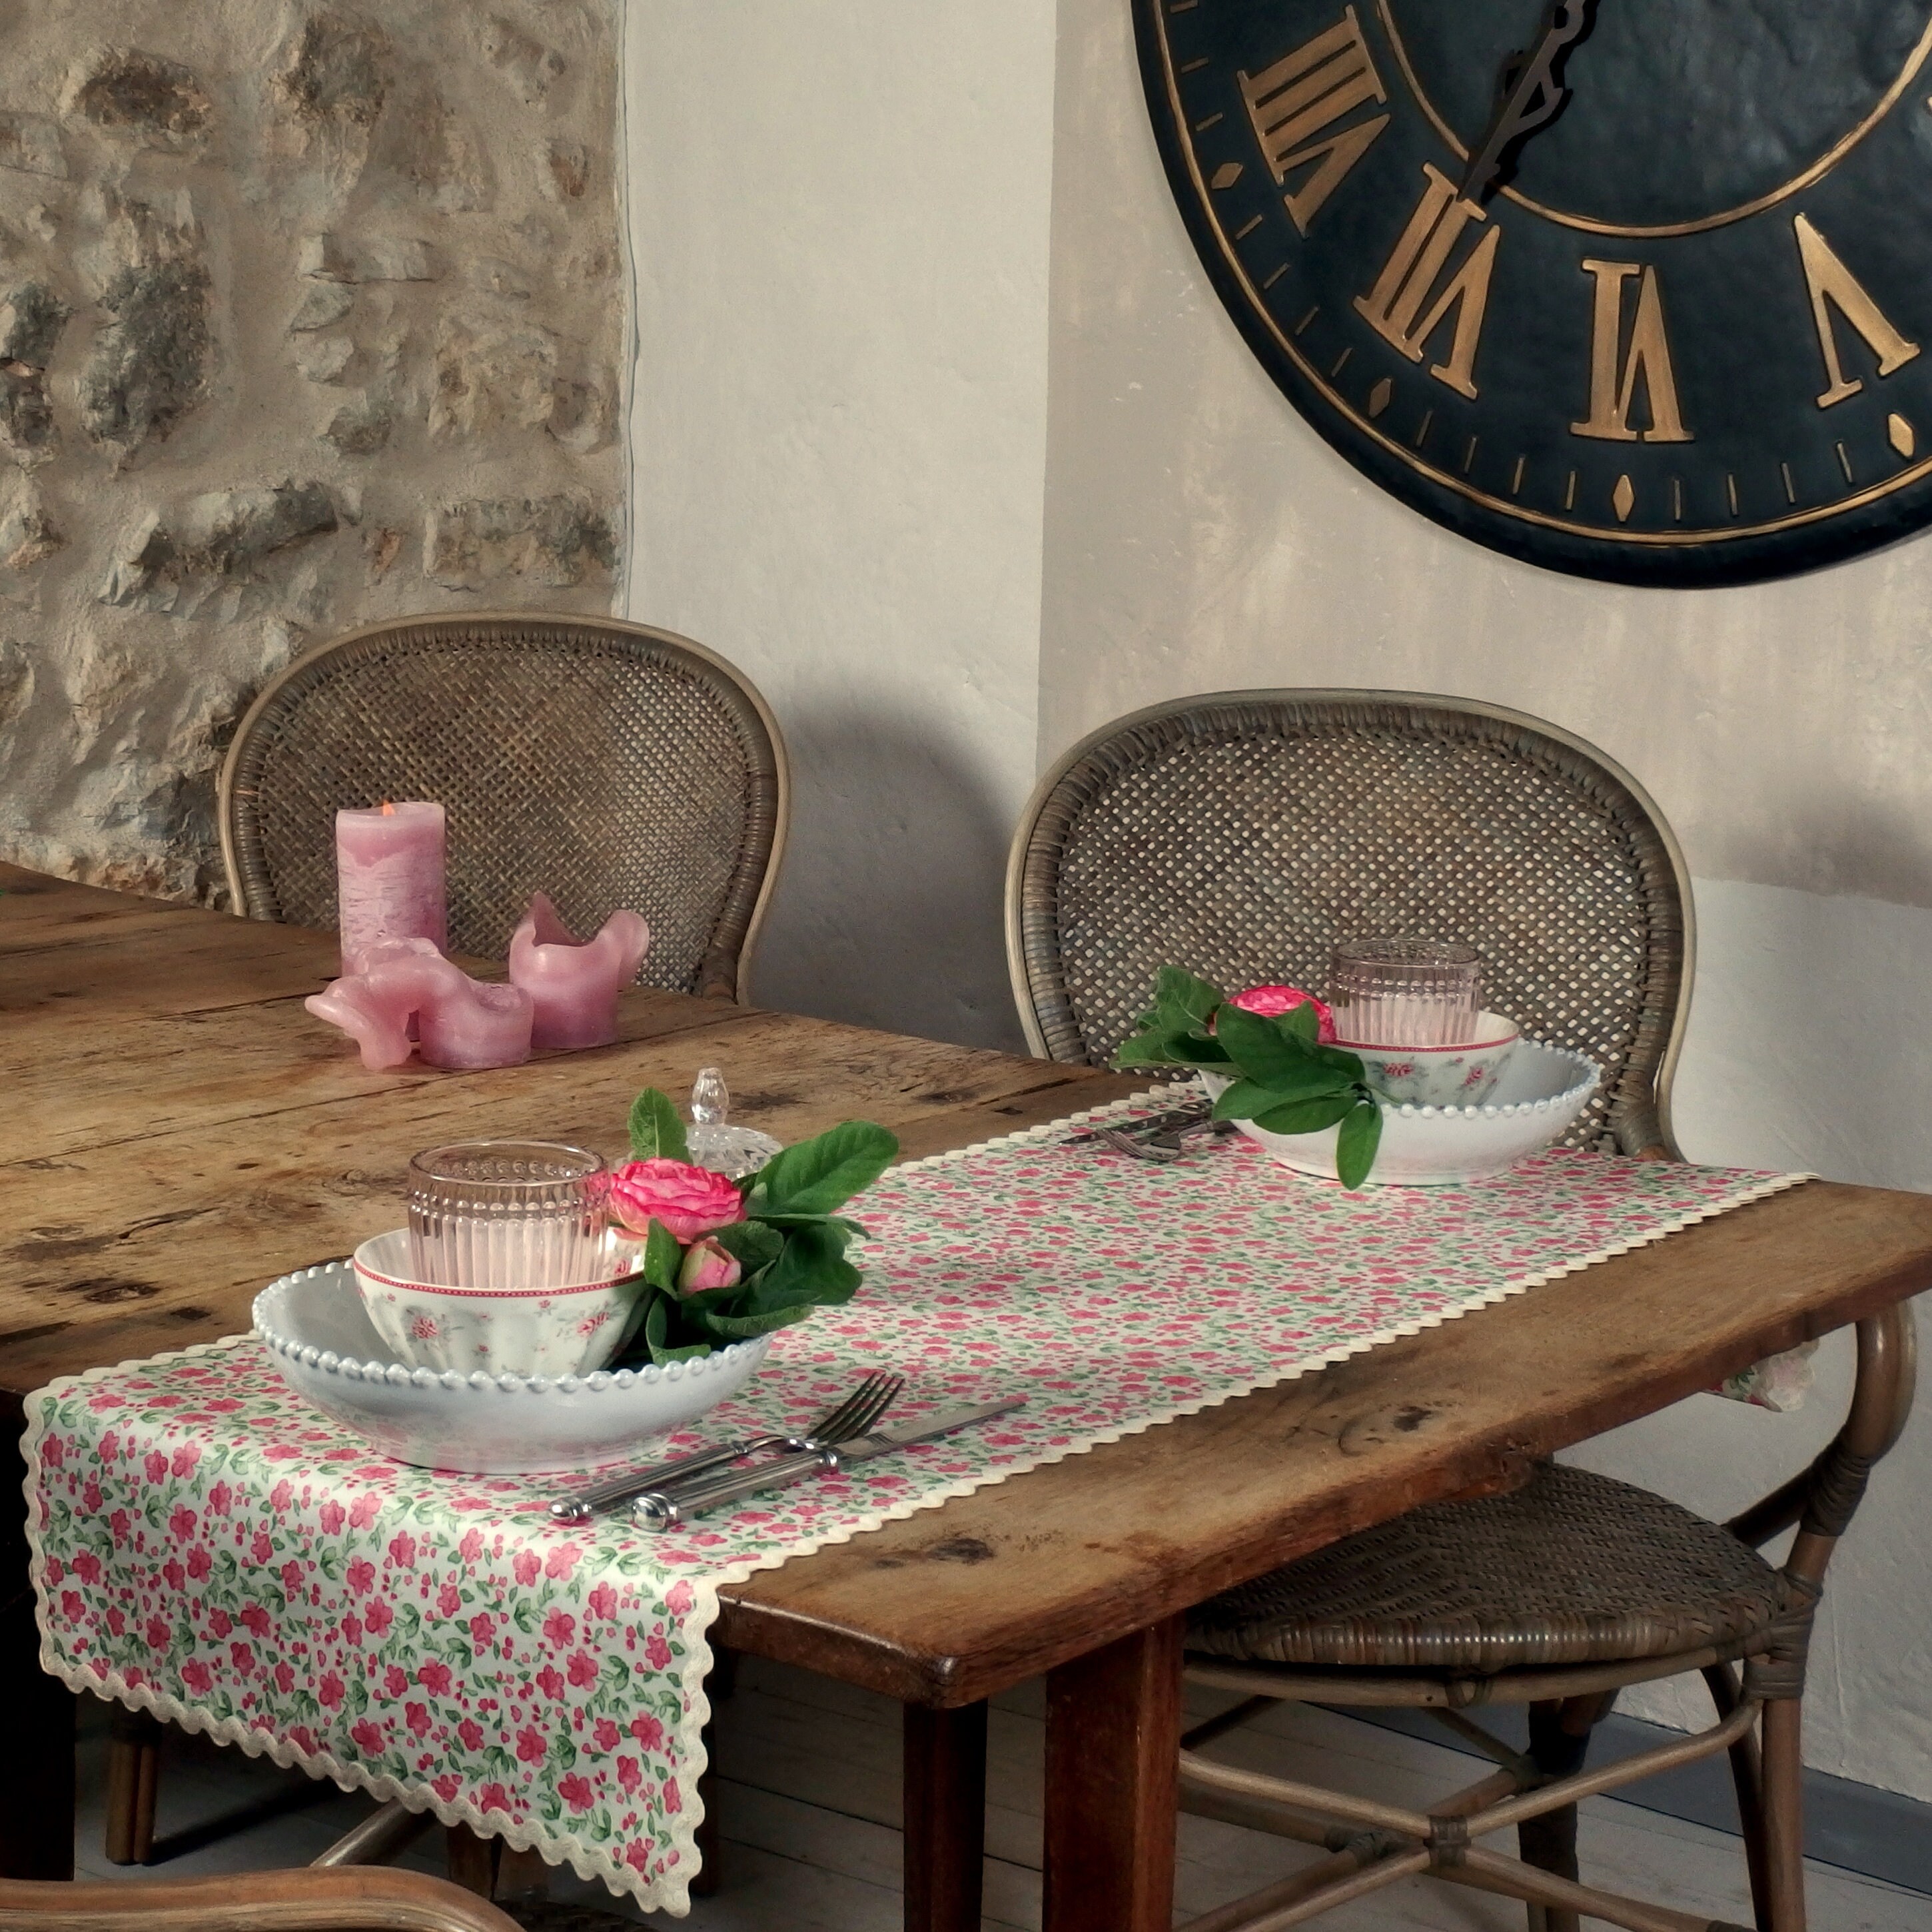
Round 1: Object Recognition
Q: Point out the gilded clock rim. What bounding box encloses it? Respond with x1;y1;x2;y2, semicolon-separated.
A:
1374;1;1932;242
1146;2;1932;552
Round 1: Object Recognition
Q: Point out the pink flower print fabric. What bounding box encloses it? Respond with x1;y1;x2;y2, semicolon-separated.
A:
26;1098;1805;1913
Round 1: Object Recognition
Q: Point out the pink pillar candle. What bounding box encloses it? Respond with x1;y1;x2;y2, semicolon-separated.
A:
336;801;447;971
508;893;652;1051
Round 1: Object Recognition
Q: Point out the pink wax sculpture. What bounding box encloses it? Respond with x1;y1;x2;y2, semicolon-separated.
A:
508;893;651;1050
335;801;447;972
305;939;534;1072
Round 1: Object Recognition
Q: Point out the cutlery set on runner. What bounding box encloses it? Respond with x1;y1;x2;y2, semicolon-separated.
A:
548;1372;1023;1528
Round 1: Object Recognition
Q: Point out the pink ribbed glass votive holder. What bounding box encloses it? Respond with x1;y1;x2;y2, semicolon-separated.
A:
406;1140;612;1289
1329;939;1482;1049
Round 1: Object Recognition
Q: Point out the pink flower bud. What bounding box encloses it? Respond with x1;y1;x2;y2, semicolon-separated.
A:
676;1237;742;1296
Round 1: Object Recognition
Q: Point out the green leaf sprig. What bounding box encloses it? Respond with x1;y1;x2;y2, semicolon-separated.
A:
1115;968;1384;1189
610;1096;899;1368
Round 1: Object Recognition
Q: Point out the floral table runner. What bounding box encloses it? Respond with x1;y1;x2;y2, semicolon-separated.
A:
27;1099;1807;1915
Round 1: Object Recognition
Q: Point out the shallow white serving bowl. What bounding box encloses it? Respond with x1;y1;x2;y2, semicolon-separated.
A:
256;1262;771;1473
354;1229;644;1378
1340;1011;1522;1108
1202;1044;1600;1187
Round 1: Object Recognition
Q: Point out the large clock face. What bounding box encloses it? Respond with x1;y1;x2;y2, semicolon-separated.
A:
1135;0;1932;586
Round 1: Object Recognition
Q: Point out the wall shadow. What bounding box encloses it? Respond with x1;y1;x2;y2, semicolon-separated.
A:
747;704;1029;1056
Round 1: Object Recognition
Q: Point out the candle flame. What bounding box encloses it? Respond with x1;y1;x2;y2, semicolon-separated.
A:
380;800;395;816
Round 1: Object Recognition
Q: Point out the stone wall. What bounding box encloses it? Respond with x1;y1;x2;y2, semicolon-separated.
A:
0;1;624;900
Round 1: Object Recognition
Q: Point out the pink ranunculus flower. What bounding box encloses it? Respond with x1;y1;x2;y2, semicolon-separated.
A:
676;1236;741;1296
606;1159;745;1244
1227;984;1337;1043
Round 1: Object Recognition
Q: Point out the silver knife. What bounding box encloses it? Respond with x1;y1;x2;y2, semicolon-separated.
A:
548;1438;756;1524
634;1397;1024;1529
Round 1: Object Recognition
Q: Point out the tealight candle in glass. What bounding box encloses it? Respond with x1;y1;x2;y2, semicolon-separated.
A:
1329;939;1482;1049
406;1141;612;1289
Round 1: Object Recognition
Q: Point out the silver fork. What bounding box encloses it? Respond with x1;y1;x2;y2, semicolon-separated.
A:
546;1372;905;1523
1095;1124;1183;1164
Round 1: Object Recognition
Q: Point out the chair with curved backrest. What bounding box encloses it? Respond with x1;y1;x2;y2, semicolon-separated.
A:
1009;690;1689;1157
220;612;789;1001
1009;691;1917;1932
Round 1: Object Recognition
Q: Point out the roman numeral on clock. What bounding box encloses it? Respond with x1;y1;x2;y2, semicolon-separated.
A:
1354;163;1500;400
1572;260;1692;443
1238;5;1390;236
1792;213;1920;410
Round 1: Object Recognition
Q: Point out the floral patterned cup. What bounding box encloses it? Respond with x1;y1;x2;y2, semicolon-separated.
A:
1341;1013;1522;1107
354;1230;646;1377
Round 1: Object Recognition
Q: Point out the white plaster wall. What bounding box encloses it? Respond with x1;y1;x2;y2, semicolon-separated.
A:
1039;0;1932;1797
622;1;1056;1047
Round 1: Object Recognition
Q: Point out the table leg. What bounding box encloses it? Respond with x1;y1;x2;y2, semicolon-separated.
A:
0;1416;74;1880
444;1823;498;1896
903;1700;988;1932
1042;1615;1184;1932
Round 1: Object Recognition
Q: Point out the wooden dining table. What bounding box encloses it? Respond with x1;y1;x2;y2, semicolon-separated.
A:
5;859;1931;1932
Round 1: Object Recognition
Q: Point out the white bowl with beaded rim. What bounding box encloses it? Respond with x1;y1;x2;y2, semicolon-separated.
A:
1199;1043;1600;1186
256;1260;771;1472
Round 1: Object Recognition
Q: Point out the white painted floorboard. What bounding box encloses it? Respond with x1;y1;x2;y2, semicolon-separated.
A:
71;1660;1931;1931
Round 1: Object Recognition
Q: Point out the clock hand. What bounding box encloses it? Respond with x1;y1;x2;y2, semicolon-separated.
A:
1460;0;1600;206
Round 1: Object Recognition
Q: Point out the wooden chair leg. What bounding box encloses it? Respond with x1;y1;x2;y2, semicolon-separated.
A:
1760;1699;1807;1932
1518;1694;1608;1932
1703;1664;1772;1931
103;1707;164;1866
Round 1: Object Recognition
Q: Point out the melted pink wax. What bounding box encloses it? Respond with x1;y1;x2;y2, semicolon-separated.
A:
304;939;534;1071
508;894;650;1051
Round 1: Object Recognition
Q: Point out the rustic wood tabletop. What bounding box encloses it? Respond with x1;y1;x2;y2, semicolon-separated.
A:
7;862;1931;1932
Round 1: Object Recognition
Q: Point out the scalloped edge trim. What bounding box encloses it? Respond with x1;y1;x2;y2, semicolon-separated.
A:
23;1099;1813;1916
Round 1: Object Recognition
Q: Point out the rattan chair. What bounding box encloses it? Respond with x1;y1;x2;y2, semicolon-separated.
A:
1008;691;1918;1932
220;612;788;1001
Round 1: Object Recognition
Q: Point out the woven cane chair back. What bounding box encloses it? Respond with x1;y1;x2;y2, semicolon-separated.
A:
221;613;788;1001
1009;691;1693;1156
